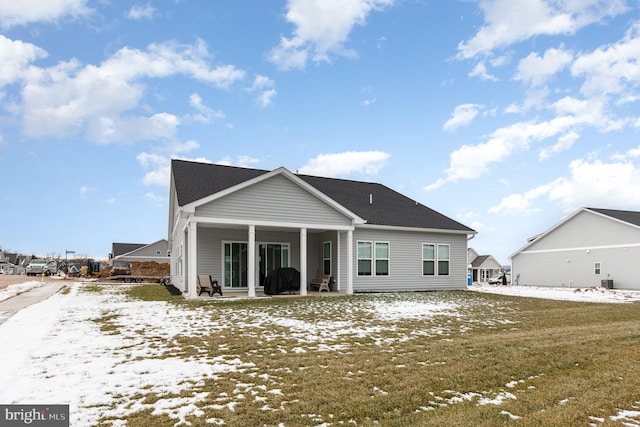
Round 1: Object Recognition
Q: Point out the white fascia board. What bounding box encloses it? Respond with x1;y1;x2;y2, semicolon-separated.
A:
191;215;356;231
357;223;476;235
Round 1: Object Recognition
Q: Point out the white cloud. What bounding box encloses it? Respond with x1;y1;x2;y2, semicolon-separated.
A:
457;0;628;60
443;103;482;131
427;119;568;190
126;4;157;20
0;0;91;28
247;75;277;108
187;93;225;124
0;36;47;87
515;46;573;87
489;155;640;214
267;0;394;70
86;113;180;144
19;40;244;142
427;91;628;190
571;22;640;98
144;192;166;206
137;153;171;186
538;131;579;160
469;61;497;81
217;155;260;168
298;150;390;178
137;141;204;187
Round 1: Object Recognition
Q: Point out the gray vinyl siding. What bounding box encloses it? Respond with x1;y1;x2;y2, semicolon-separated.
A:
195;174;352;227
512;210;640;290
169;217;187;292
117;240;169;263
512;246;640;290
525;210;640;251
196;226;302;287
351;228;467;292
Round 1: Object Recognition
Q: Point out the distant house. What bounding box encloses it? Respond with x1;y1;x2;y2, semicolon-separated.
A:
0;251;25;275
510;207;640;290
110;239;169;264
467;248;502;282
168;159;476;298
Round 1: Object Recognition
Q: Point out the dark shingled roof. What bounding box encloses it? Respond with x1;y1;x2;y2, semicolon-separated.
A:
171;159;475;232
587;207;640;227
112;243;146;258
470;255;491;268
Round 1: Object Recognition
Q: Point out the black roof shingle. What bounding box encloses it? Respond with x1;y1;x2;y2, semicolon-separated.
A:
587;207;640;227
171;159;474;233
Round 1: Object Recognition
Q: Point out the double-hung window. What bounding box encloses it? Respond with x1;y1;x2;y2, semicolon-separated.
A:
422;243;450;276
438;244;450;276
375;242;389;276
358;241;390;276
422;244;435;276
357;242;372;276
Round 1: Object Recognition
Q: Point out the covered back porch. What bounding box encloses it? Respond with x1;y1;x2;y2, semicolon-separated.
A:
182;220;356;299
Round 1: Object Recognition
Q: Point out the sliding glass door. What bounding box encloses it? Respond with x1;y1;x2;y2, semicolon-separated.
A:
259;243;289;286
224;242;290;288
224;242;248;288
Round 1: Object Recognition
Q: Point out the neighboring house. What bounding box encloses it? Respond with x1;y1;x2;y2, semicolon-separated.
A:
510;207;640;290
467;248;502;282
0;251;24;275
168;159;476;299
110;239;170;264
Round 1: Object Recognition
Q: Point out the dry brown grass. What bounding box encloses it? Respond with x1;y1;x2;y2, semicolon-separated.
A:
95;288;640;426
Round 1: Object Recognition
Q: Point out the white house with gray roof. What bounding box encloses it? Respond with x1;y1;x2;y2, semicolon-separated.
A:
510;207;640;290
168;159;476;299
110;240;170;264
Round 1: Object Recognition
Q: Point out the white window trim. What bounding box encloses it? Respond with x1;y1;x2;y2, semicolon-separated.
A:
357;240;390;276
357;241;373;276
437;243;450;276
422;243;435;276
594;262;601;275
374;241;390;277
422;243;450;276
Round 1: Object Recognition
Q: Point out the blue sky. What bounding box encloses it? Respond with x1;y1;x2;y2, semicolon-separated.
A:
1;1;639;264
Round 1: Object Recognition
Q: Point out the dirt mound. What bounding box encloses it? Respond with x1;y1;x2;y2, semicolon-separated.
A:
131;261;170;277
95;261;170;278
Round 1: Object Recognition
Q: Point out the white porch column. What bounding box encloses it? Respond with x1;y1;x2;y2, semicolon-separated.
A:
336;231;341;291
347;229;353;295
300;228;307;296
248;225;256;297
187;221;198;299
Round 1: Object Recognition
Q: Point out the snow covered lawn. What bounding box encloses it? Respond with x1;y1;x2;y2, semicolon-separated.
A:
1;282;639;426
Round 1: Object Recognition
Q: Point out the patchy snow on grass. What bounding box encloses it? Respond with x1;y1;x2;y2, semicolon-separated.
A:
469;282;640;303
1;281;639;426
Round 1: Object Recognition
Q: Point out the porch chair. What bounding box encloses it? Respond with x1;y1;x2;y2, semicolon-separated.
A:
197;274;223;296
310;274;331;293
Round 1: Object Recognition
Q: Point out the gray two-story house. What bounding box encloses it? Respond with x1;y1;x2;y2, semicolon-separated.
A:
168;159;476;298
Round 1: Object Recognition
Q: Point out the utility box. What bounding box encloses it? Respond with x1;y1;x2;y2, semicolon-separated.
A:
601;279;613;289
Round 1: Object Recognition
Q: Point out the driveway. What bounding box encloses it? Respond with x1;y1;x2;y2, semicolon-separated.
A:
0;275;66;325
